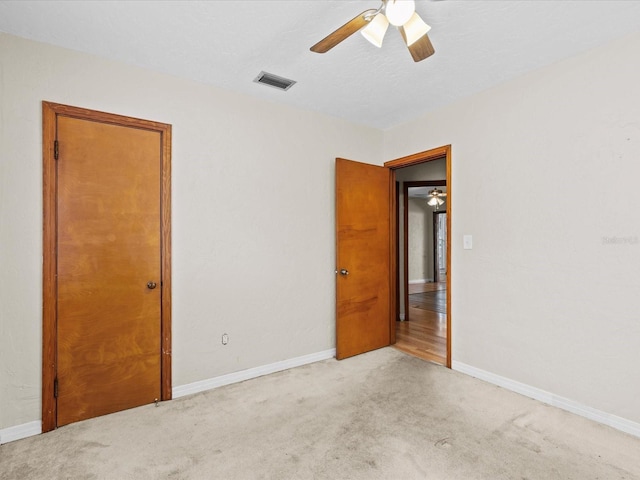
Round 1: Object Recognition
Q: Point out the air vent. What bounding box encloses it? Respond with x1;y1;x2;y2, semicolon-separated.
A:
253;71;296;91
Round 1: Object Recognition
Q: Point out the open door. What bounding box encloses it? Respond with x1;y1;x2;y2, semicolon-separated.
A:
335;158;391;359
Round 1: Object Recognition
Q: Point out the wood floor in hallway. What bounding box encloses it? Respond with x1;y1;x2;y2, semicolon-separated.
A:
394;282;447;365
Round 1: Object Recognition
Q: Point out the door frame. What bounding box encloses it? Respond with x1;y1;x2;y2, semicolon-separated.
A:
385;145;452;368
403;180;446;322
42;101;172;432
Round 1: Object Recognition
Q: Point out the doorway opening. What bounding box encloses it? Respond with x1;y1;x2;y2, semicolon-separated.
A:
395;179;447;364
384;146;451;367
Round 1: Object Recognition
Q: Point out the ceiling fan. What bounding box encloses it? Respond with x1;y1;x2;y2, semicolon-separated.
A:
427;187;446;207
310;0;435;62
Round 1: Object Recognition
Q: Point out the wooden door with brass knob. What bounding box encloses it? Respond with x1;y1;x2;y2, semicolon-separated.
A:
42;102;172;430
335;158;391;360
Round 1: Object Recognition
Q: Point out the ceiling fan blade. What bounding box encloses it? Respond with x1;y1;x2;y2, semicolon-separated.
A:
399;29;435;62
310;9;376;53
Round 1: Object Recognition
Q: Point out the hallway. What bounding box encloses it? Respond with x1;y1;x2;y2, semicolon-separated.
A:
394;282;447;365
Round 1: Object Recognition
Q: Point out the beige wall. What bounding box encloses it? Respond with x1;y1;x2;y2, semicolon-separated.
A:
0;33;382;430
408;197;432;282
2;28;640;435
384;32;640;424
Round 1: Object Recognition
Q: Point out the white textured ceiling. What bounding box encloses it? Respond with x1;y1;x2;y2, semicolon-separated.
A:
409;185;446;198
1;1;639;129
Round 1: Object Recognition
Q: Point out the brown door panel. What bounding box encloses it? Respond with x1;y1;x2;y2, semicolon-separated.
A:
335;158;391;359
55;116;162;426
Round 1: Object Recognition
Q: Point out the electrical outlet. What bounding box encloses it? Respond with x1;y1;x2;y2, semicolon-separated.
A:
222;333;229;345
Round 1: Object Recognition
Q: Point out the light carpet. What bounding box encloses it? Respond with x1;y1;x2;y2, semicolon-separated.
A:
1;348;639;479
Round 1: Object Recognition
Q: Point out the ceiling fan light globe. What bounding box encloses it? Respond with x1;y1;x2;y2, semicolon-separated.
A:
385;0;415;27
361;13;389;48
403;12;431;46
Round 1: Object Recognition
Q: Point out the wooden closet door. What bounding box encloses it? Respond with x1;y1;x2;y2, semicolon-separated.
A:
56;115;162;426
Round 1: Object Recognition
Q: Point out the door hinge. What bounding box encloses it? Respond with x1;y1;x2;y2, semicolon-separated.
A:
54;140;59;160
54;377;59;398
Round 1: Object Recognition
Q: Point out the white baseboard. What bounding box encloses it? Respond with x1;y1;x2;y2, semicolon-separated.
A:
0;420;41;445
408;279;434;284
452;361;640;439
0;349;336;445
173;348;336;399
6;356;636;443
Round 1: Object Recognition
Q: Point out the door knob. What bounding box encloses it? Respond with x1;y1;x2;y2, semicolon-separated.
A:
339;269;349;276
147;281;157;289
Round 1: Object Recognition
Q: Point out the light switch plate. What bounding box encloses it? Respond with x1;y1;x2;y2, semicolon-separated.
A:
463;235;473;250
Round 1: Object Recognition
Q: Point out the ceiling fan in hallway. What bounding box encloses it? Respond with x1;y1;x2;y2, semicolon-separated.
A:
310;0;435;62
427;187;447;208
